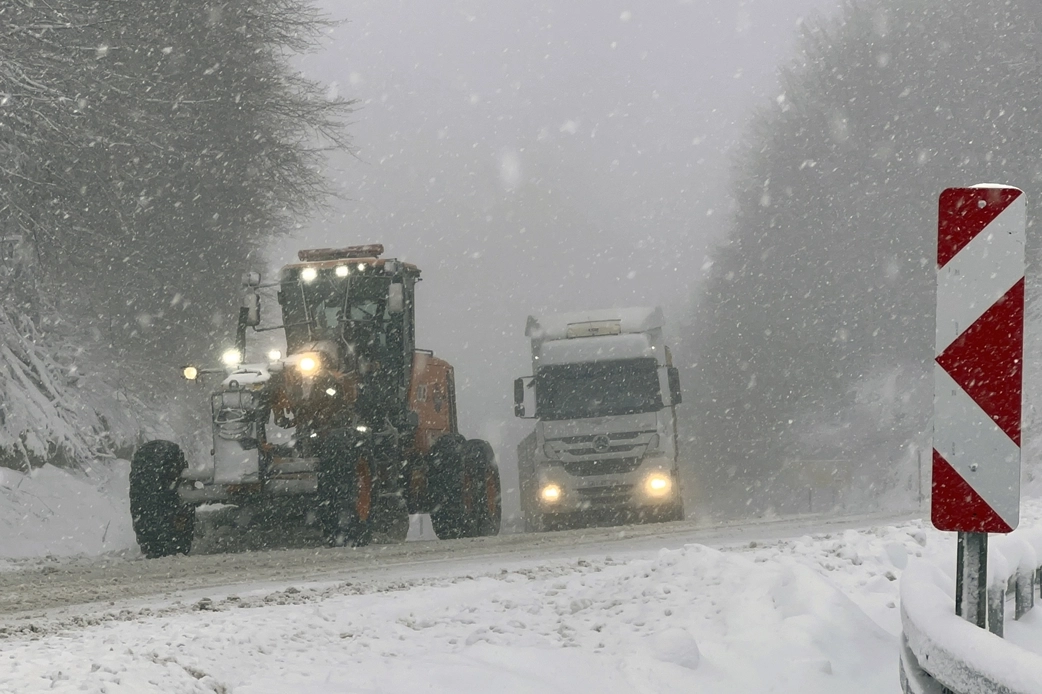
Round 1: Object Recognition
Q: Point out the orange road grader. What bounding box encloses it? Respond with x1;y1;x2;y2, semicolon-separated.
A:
129;244;502;557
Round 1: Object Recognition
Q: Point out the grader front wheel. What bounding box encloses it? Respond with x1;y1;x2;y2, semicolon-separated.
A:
318;433;373;548
130;440;195;559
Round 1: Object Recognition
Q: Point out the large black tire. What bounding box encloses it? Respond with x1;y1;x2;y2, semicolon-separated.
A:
642;496;685;524
466;440;501;537
318;431;373;548
523;511;546;534
130;441;195;559
428;433;474;540
369;492;410;544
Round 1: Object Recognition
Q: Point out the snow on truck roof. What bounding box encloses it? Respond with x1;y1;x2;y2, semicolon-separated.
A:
525;306;663;340
538;333;657;365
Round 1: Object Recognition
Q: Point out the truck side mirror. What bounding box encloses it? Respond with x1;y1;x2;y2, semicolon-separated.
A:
244;291;261;327
667;366;682;405
514;377;525;417
388;283;404;314
514;376;535;418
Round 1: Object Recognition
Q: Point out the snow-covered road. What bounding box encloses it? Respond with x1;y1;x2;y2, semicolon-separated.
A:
5;462;1041;694
0;509;937;694
0;511;910;620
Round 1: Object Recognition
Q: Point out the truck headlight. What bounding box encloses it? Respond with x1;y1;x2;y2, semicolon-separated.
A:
540;484;562;504
644;473;673;499
221;349;242;367
183;366;199;380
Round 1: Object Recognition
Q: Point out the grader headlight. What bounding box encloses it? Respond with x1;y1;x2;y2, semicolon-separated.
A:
221;349;242;367
297;353;322;375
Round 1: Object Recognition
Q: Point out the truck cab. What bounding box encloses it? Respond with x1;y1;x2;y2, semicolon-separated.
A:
514;307;684;531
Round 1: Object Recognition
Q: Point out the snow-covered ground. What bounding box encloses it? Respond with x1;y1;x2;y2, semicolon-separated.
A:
2;463;1041;693
0;462;137;567
2;523;908;693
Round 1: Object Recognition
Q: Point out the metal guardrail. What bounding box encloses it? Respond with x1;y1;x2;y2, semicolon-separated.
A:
900;529;1042;694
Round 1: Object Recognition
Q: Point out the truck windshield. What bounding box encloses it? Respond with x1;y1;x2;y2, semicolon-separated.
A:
279;275;392;352
536;358;662;420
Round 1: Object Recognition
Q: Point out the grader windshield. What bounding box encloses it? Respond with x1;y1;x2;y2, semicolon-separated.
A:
279;271;399;354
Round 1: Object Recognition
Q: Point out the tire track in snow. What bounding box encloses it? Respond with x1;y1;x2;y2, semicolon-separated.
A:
0;511;917;628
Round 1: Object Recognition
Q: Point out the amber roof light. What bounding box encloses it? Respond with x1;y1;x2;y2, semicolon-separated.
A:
297;245;384;262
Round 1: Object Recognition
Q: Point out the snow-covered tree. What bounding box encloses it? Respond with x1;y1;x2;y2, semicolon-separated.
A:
0;0;350;469
688;1;1042;510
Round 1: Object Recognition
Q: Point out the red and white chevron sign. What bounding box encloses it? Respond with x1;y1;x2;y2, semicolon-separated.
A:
933;185;1025;533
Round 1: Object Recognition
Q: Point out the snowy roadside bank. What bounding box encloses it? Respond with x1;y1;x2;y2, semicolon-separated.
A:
0;462;137;568
0;521;916;693
0;461;445;573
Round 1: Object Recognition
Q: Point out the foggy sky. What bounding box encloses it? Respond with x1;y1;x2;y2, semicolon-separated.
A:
282;0;843;514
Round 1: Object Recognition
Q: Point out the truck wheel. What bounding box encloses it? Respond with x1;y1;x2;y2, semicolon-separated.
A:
318;432;373;548
130;441;194;559
644;498;685;524
466;440;501;537
428;433;475;540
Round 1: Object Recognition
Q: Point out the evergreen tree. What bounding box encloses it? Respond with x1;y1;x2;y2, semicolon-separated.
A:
689;1;1042;510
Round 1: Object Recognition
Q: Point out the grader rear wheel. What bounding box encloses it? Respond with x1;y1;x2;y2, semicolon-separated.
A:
428;433;474;539
370;492;410;544
465;439;501;537
428;436;501;540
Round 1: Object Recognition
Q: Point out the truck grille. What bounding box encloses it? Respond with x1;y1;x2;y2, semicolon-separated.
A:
569;444;642;456
562;457;642;476
558;431;646;445
576;484;635;505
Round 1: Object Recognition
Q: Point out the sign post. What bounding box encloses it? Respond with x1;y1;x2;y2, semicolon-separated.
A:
933;185;1025;629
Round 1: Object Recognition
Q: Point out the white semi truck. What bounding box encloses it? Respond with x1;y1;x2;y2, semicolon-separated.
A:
513;307;684;531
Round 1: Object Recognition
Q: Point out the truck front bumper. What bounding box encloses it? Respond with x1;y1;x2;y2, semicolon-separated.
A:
533;456;680;514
